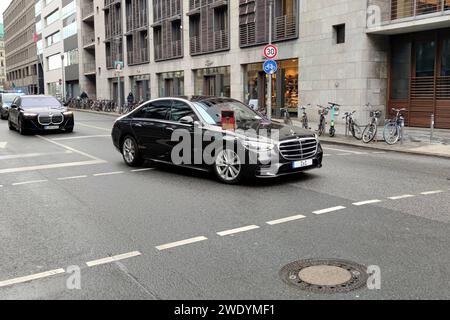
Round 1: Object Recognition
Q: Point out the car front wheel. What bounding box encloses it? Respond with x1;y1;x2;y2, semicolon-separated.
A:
213;149;245;184
122;136;143;167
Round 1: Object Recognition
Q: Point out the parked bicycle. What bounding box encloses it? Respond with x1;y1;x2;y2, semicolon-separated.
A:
362;104;382;143
383;108;406;145
343;110;363;140
299;104;311;129
317;105;329;136
327;102;340;137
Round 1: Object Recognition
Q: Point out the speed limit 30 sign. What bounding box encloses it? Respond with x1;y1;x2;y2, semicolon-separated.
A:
264;44;278;60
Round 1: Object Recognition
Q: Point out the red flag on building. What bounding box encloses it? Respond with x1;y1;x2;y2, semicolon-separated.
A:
33;32;39;43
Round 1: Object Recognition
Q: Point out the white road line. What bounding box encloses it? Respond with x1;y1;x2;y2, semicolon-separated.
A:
0;151;71;161
389;194;415;200
131;168;155;172
12;180;48;186
0;185;3;188
421;190;444;195
52;135;110;141
57;175;88;181
352;199;382;206
323;147;366;155
313;206;346;215
76;123;111;132
156;237;208;251
0;160;106;175
86;251;142;267
36;135;104;161
373;151;387;154
266;215;306;226
323;154;332;157
337;153;352;156
0;269;65;288
217;225;260;237
93;171;124;177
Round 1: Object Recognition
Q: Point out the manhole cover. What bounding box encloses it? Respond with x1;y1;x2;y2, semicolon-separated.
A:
280;259;368;294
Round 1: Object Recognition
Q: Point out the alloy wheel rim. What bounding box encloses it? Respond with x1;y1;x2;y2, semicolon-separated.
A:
123;138;136;163
216;149;241;181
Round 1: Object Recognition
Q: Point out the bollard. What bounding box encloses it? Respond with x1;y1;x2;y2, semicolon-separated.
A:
430;113;435;143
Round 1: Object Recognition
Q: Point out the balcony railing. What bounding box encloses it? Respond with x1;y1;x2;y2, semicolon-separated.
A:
84;62;96;75
273;15;297;41
127;48;149;65
214;30;229;51
368;0;450;26
126;10;148;32
83;32;96;47
82;3;94;19
190;36;201;55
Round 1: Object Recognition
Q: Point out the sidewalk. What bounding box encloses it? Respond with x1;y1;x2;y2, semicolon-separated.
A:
290;119;450;159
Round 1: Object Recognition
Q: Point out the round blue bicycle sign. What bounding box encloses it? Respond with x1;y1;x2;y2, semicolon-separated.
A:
263;60;278;75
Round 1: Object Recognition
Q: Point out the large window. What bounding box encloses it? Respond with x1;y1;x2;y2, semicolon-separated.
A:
441;39;450;76
391;40;411;99
47;53;62;71
45;10;60;26
415;40;436;77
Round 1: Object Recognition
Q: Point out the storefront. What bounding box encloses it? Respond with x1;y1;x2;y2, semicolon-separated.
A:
389;29;450;129
130;74;151;103
110;77;125;106
193;66;230;97
244;59;299;116
158;71;184;97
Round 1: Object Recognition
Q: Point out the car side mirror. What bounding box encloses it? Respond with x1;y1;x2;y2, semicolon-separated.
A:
179;116;195;125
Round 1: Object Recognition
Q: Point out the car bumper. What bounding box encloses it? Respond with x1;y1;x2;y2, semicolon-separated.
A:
22;116;74;131
251;144;323;178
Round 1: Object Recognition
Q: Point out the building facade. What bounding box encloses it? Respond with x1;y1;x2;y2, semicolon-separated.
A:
0;23;6;91
3;0;42;94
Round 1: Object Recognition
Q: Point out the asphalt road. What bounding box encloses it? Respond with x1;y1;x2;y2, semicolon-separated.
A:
0;111;449;300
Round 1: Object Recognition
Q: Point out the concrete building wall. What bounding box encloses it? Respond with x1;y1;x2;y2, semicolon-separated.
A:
0;24;6;91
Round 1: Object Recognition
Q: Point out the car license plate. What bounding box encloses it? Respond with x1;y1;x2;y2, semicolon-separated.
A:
44;125;60;130
292;159;313;169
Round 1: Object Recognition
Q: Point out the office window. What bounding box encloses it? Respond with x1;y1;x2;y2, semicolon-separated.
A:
334;24;345;44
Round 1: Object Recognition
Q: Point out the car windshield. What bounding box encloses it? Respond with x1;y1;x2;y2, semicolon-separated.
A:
192;100;262;125
22;97;61;109
2;94;18;105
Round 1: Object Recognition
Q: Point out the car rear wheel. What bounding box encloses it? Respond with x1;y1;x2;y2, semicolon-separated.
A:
213;149;244;184
122;136;143;167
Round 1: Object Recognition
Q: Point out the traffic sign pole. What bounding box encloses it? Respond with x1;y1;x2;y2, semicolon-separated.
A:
267;0;274;120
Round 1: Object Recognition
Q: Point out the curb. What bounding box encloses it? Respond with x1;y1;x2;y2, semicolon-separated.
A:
319;137;450;160
69;108;121;118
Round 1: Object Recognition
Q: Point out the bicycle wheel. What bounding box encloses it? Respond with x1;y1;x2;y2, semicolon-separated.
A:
350;122;363;140
383;123;400;145
318;119;325;136
362;123;377;143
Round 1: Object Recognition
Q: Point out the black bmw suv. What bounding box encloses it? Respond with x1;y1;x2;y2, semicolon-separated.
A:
112;97;323;184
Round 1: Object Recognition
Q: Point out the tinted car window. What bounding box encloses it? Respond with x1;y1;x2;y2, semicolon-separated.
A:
22;97;61;109
170;101;197;122
134;100;171;120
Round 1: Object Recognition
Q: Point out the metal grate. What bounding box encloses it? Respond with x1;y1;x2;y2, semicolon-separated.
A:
278;138;318;161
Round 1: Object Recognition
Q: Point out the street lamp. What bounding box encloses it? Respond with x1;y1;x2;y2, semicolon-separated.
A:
61;54;65;101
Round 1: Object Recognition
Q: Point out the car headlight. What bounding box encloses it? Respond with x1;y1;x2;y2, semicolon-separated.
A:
23;112;38;117
63;111;73;116
242;140;275;152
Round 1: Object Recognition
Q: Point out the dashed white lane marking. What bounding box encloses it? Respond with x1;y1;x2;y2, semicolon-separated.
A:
389;194;415;200
0;269;65;288
156;237;208;251
12;180;48;186
352;199;382;206
313;206;346;215
36;135;104;161
267;215;306;225
57;175;88;181
323;154;332;157
217;225;260;237
93;171;124;177
52;135;110;141
76;123;111;132
86;251;142;267
0;160;106;175
421;190;444;195
337;153;352;156
131;168;155;172
373;151;387;154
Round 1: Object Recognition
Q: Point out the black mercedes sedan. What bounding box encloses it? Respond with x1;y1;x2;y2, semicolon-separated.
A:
112;97;323;184
8;95;74;135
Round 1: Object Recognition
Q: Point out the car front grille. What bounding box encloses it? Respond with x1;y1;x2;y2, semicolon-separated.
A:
38;113;64;125
278;138;318;161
